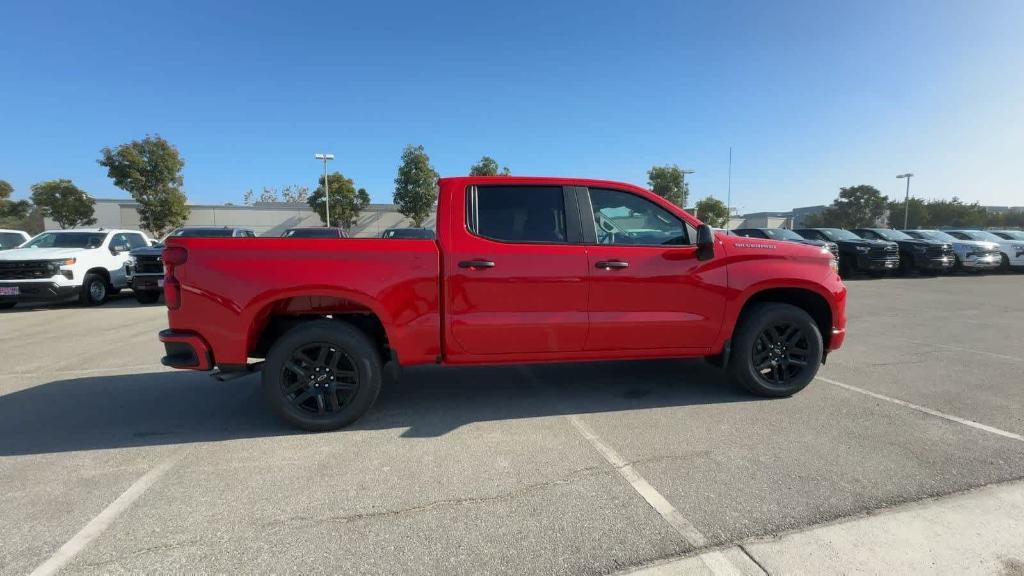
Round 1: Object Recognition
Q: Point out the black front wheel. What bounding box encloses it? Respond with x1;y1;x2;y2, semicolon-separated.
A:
79;274;109;306
263;319;382;431
730;303;823;397
0;302;15;310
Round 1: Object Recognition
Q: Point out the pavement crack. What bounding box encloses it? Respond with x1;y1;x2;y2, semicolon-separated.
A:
738;543;772;575
270;464;607;527
77;537;208;569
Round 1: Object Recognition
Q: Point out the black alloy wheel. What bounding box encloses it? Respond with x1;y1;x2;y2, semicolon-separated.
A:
280;342;359;417
751;321;811;387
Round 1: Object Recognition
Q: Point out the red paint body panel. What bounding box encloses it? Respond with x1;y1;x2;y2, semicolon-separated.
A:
161;176;846;371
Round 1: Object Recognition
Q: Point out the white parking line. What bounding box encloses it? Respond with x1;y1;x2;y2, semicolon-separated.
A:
818;376;1024;442
566;415;753;575
29;449;186;576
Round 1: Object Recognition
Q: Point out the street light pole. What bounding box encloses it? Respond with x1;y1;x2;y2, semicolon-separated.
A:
315;153;335;227
897;173;914;229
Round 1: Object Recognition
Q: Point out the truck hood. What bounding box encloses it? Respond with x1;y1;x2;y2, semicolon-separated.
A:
953;240;1000;251
130;245;165;257
833;238;895;248
0;247;91;261
719;233;831;258
895;238;950;249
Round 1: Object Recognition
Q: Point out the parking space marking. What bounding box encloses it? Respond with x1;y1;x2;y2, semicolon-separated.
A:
29;448;186;576
818;376;1023;442
903;340;1024;364
566;415;755;575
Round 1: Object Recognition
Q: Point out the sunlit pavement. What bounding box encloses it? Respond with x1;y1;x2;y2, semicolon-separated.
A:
2;276;1023;575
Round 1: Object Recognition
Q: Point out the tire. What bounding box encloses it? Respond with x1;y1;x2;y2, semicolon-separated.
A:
0;302;15;310
1000;254;1010;273
134;290;161;304
951;256;962;273
898;254;914;276
79;273;109;306
263;319;382;431
867;270;886;279
729;303;823;398
838;256;852;279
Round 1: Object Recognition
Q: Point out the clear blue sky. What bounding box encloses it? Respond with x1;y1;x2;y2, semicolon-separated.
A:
2;0;1022;212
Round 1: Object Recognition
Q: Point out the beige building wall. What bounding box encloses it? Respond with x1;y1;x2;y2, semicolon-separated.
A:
44;199;436;238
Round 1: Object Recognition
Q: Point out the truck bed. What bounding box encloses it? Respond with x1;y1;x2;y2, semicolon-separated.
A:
165;237;441;367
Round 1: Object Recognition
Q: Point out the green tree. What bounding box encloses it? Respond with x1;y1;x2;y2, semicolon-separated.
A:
29;179;97;229
646;165;690;207
394;145;439;227
921;197;988;228
308;172;370;229
469;156;510;176
886;197;929;229
810;185;887;229
0;179;32;227
694;196;730;227
98;135;189;236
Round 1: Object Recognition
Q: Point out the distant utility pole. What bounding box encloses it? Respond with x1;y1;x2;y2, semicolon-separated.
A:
314;153;335;227
897;173;914;229
681;169;694;205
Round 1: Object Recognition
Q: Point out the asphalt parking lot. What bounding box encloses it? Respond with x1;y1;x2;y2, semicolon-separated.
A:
2;276;1024;575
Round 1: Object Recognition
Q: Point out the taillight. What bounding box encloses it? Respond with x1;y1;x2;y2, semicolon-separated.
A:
163;246;187;310
163;246;188;265
165;276;181;310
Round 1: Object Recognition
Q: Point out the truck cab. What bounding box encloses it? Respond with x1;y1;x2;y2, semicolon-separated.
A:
158;177;846;431
0;228;151;308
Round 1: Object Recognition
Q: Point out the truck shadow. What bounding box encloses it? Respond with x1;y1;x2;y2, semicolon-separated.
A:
0;360;757;456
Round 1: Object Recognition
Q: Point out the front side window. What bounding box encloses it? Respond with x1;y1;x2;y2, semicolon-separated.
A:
588;188;688;246
468;185;567;244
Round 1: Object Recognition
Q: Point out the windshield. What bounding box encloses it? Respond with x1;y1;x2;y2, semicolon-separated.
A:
954;230;1003;242
760;228;805;241
818;228;861;241
868;229;912;241
282;228;342;238
909;230;957;242
992;230;1024;240
23;232;107;249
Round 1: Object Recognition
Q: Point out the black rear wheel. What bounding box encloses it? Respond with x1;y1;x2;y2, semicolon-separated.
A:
730;303;823;397
263;319;382;431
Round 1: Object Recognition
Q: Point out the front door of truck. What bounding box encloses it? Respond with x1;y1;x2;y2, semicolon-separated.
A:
581;187;726;352
445;184;589;356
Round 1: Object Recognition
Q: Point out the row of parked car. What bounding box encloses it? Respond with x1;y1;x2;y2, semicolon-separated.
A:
731;227;1024;277
0;225;436;308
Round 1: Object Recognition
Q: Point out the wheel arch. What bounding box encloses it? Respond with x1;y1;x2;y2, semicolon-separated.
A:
732;287;833;351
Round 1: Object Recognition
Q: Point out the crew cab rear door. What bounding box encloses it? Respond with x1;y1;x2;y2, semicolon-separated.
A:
579;186;727;352
444;184;588;356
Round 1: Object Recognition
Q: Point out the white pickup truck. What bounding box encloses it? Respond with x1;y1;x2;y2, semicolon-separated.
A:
0;228;152;309
0;229;30;250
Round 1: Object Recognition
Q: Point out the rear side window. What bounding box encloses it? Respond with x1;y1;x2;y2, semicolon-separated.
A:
467;186;567;244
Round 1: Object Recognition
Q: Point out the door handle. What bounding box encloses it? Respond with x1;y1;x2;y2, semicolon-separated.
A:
459;259;495;269
595;260;629;270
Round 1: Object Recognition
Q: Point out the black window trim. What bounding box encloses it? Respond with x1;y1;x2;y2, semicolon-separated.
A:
465;184;581;245
579;186;695;247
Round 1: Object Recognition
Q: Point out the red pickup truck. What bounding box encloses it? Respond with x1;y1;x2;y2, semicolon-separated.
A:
159;176;846;431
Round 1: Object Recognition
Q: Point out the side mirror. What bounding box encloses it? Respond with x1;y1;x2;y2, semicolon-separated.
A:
696;224;715;261
111;244;129;254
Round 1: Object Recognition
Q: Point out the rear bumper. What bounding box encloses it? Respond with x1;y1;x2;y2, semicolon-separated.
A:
0;281;79;302
158;329;213;370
